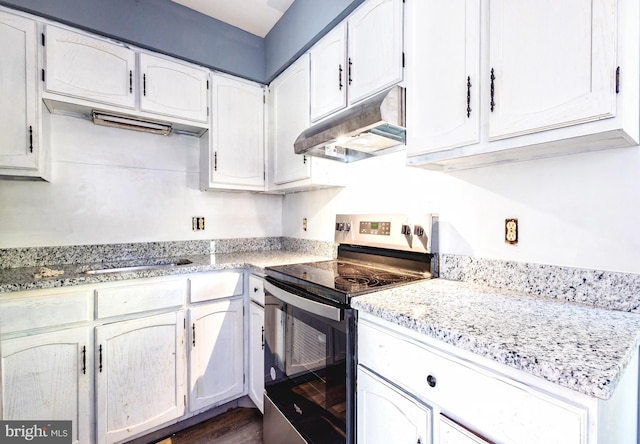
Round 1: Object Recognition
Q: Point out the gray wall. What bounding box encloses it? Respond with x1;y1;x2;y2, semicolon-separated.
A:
264;0;364;82
1;0;363;83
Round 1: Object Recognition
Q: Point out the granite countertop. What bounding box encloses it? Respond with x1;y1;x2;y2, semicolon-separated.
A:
0;250;330;294
352;278;640;400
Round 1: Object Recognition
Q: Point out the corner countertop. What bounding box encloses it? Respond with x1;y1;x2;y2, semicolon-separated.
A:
351;278;640;400
0;250;330;294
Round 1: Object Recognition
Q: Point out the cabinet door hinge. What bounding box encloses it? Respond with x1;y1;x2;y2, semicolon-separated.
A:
243;374;246;385
41;32;45;46
616;66;620;94
183;318;186;329
28;126;33;153
402;52;405;68
206;79;209;90
207;106;210;116
214;152;218;171
41;69;45;82
184;394;187;406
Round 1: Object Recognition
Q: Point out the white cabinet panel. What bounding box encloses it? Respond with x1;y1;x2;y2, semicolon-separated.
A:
347;0;404;104
270;55;311;185
0;12;42;178
95;311;186;444
189;271;244;303
309;23;347;121
202;75;265;191
1;327;91;444
139;53;209;122
406;0;480;156
248;301;264;413
488;0;616;140
188;298;244;411
357;366;431;444
44;26;136;108
95;278;186;318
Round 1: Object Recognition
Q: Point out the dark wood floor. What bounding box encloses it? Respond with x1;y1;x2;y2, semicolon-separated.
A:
154;408;263;444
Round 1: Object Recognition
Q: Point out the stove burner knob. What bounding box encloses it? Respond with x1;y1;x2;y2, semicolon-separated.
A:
401;224;412;236
344;223;351;232
414;225;425;236
336;222;345;231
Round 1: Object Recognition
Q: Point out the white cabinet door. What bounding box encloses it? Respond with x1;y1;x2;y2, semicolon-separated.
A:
347;0;404;104
405;0;480;156
309;23;347;122
203;75;264;191
44;26;136;108
95;311;186;444
357;366;431;444
1;327;91;444
248;301;264;413
188;298;244;412
0;12;40;176
139;53;209;122
269;55;311;185
488;0;617;140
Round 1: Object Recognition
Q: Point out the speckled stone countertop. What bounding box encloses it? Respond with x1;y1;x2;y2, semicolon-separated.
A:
352;279;640;400
0;250;330;294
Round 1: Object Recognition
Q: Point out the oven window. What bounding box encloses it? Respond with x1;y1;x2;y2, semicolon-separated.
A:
265;292;353;443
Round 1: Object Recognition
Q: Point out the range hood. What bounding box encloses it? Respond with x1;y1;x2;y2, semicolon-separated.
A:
294;86;406;162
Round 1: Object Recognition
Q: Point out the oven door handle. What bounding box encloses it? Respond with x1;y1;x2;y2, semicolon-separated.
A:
264;281;343;322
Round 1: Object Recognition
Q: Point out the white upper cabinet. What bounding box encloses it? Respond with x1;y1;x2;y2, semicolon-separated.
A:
347;0;404;104
44;25;136;109
269;55;311;186
139;53;209;122
488;0;616;140
267;55;347;192
0;12;46;180
406;0;639;171
201;74;265;191
405;0;480;154
309;0;404;122
42;25;210;130
309;23;348;121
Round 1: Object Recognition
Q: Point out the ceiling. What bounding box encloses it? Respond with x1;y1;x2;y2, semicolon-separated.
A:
171;0;296;37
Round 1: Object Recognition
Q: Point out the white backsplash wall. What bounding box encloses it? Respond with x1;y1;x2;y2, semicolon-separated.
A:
0;114;282;248
282;146;640;275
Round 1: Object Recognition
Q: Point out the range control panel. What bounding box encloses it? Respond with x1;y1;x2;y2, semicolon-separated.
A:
335;214;436;253
359;221;391;236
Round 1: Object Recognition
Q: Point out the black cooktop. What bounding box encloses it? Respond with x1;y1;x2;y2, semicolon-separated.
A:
265;259;428;304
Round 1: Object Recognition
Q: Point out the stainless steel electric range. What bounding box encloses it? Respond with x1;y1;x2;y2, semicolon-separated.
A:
263;214;438;444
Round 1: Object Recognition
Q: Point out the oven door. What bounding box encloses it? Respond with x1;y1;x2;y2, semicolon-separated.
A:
264;278;355;444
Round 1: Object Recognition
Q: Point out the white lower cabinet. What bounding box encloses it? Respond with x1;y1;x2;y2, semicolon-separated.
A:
95;310;187;444
357;314;638;444
248;301;264;412
247;274;265;413
188;297;244;412
1;327;92;444
357;366;431;444
0;271;250;444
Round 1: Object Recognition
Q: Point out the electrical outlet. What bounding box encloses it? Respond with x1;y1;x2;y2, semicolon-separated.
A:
505;218;518;244
303;217;308;231
192;217;205;231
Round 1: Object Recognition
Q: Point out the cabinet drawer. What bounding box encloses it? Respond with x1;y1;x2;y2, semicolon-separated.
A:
359;320;587;443
189;271;243;303
96;278;186;319
0;290;92;334
248;274;264;305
